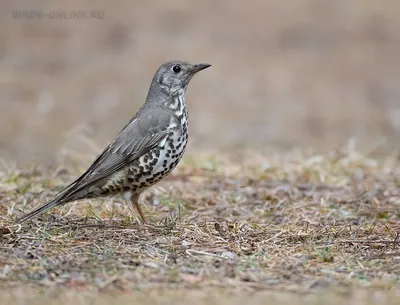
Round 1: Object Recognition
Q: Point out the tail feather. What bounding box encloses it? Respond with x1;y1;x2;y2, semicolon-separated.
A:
16;176;81;223
16;198;64;223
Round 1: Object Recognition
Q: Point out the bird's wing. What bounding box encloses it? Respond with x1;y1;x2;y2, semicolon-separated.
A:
57;107;177;201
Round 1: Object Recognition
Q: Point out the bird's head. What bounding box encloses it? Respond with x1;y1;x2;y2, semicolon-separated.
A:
152;61;211;96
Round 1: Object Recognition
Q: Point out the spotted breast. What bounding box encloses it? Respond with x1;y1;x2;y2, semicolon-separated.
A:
121;89;189;194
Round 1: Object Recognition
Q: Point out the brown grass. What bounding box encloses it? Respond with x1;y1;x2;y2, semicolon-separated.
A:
0;146;399;303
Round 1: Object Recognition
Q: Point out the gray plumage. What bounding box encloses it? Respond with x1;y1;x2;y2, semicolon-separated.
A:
16;61;211;224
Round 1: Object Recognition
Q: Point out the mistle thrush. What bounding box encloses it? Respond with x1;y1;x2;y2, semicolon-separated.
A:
16;61;211;224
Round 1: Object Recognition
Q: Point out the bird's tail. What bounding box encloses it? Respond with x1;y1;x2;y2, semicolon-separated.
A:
15;198;64;223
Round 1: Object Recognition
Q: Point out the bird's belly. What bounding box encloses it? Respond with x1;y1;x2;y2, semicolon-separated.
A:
126;130;188;191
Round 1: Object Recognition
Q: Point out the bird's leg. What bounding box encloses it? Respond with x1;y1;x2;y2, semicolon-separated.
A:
130;194;147;224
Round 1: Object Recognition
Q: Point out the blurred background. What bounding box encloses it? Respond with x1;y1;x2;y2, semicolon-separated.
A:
0;0;399;166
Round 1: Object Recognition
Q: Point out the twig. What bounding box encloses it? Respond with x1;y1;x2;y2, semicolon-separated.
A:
336;239;399;245
186;249;229;260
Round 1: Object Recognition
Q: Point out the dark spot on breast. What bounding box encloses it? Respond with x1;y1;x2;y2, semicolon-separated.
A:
131;168;138;174
123;186;130;192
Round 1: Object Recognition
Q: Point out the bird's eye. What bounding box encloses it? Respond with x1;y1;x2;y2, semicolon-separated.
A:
172;65;181;73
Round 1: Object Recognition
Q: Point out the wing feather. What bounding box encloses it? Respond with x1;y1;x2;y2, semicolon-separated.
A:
56;107;176;201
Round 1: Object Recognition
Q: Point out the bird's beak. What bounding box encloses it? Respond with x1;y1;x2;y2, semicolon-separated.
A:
191;63;212;74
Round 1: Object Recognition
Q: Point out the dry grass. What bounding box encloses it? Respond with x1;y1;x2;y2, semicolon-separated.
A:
0;146;399;303
1;289;400;305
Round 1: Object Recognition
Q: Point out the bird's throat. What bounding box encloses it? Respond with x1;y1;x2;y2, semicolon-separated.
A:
168;91;188;126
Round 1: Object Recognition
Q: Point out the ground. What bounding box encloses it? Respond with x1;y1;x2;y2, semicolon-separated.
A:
0;148;399;304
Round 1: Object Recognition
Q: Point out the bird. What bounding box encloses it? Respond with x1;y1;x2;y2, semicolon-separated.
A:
16;60;211;224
